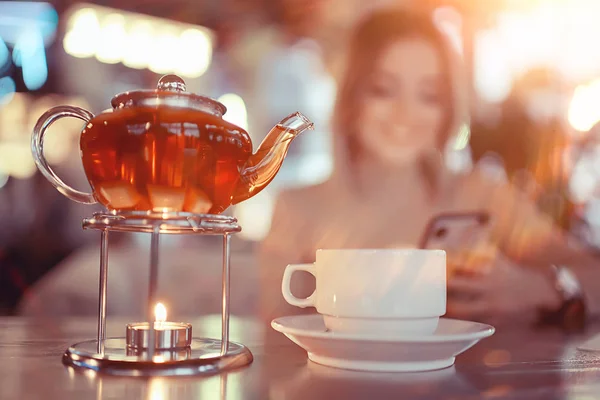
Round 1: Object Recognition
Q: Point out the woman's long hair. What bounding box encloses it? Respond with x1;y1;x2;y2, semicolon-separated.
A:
331;9;467;193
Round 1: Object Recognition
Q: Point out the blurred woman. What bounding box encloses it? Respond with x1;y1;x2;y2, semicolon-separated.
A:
259;9;600;328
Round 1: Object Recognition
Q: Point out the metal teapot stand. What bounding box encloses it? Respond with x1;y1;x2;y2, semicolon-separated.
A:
62;211;253;376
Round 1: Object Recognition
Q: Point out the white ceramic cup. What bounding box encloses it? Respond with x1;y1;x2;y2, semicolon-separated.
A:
282;249;446;335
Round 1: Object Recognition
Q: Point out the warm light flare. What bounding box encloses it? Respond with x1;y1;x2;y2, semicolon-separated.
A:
149;377;166;400
474;0;600;103
154;303;167;323
568;79;600;132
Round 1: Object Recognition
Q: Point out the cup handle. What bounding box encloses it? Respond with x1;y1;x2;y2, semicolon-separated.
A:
31;105;97;204
281;263;316;308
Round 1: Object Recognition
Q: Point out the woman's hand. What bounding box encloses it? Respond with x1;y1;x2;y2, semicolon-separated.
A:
446;252;562;325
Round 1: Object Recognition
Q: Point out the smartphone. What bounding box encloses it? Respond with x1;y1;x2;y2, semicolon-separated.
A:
418;211;492;251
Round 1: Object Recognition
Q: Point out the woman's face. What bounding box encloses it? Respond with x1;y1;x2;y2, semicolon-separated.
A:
356;38;447;167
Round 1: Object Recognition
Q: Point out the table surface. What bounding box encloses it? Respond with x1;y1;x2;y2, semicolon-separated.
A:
2;316;600;400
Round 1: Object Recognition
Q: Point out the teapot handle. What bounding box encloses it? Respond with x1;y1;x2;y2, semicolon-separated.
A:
31;105;98;204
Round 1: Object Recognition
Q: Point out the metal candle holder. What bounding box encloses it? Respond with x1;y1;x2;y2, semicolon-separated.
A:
62;211;253;376
126;320;192;350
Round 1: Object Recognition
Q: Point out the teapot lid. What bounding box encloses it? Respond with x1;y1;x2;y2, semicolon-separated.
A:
110;74;227;117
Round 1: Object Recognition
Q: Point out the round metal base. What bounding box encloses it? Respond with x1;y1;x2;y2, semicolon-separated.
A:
63;338;253;376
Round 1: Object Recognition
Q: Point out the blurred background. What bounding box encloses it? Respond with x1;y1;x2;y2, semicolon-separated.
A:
2;0;600;315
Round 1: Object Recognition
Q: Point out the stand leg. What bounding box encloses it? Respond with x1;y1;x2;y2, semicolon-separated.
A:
147;227;160;357
220;374;228;400
96;377;104;400
97;230;109;354
221;234;231;355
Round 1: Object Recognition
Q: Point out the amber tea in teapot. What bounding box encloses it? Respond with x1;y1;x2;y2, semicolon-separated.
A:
32;75;313;214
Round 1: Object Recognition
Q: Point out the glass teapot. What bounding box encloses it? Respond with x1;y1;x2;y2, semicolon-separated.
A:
31;75;313;214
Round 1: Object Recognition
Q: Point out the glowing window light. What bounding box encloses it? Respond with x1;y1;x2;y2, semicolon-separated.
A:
174;28;212;78
62;8;100;58
123;20;153;69
95;13;126;64
218;94;248;131
62;4;214;78
568;80;600;132
147;30;179;74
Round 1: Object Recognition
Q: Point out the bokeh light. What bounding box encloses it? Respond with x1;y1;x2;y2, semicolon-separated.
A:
62;4;214;78
568;79;600;132
218;93;249;131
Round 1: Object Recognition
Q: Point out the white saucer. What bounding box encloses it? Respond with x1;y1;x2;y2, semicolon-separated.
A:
577;333;600;352
271;314;494;372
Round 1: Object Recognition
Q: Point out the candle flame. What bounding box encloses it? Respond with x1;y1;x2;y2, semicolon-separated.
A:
154;302;167;323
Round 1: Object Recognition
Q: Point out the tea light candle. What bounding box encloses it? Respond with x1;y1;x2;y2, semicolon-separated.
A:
126;346;192;361
126;303;192;350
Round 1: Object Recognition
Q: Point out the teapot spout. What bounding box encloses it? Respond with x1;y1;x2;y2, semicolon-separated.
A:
232;112;314;204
